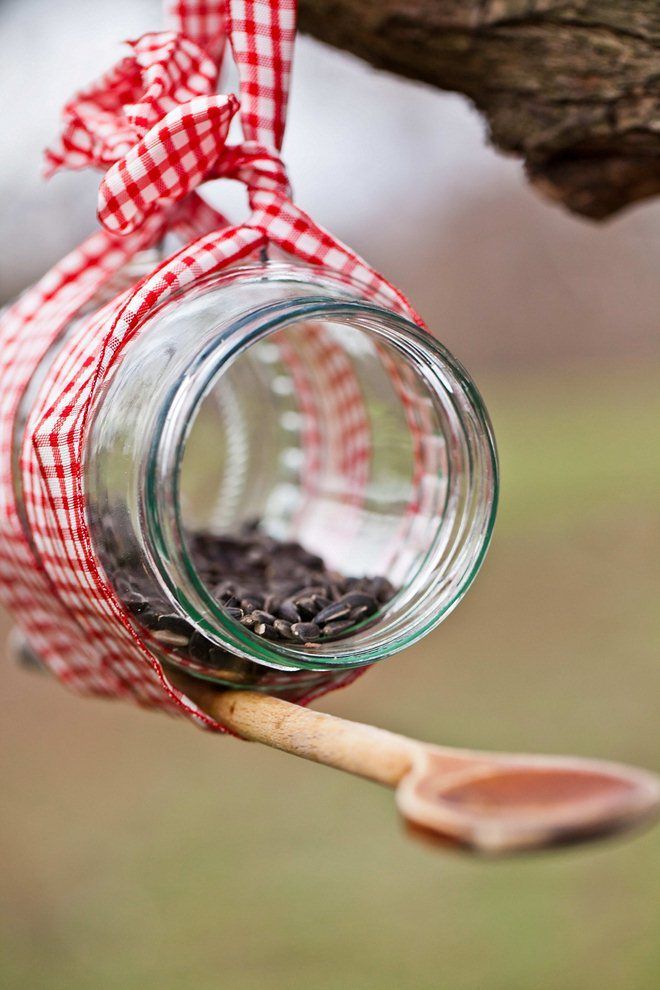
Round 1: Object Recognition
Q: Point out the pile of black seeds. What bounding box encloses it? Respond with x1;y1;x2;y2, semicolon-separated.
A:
186;521;396;646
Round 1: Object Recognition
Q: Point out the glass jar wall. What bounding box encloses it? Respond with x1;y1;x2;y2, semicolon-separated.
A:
18;261;499;698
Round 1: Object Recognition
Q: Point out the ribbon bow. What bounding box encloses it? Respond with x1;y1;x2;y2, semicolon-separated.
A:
45;31;290;236
0;0;420;728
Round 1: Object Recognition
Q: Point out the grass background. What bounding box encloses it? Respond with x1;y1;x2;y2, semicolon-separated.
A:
1;361;659;989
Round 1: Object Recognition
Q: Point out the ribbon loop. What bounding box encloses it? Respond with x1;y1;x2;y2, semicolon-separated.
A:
98;94;239;234
44;32;219;177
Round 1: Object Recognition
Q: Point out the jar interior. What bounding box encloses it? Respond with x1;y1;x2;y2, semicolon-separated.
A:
174;308;496;667
180;319;445;582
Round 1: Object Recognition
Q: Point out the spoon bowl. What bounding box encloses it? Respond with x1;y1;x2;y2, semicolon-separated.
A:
396;749;660;854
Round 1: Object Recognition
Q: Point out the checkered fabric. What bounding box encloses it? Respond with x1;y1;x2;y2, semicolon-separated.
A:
0;0;426;729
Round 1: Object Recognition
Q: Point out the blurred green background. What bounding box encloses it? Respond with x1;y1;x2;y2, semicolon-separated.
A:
1;1;659;987
2;363;659;990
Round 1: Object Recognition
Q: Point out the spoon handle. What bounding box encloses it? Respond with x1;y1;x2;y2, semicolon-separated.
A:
187;684;421;785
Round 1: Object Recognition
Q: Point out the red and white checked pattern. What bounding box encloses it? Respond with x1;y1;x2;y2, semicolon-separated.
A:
275;324;373;555
0;0;427;728
377;349;442;580
44;32;221;175
165;1;227;61
97;93;240;235
226;0;296;150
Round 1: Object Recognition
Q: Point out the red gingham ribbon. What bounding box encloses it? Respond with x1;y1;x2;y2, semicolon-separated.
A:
0;0;428;729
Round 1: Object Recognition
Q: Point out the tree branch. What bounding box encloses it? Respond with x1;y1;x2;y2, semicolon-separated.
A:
298;1;660;219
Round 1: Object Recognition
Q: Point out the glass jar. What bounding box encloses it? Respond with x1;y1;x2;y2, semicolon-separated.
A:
17;260;499;700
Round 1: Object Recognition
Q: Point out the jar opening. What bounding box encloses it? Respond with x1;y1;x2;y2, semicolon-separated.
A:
149;294;498;672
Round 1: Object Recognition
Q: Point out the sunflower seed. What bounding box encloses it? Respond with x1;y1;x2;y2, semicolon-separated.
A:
321;619;354;637
342;591;378;613
278;600;301;624
291;621;321;642
315;600;351;624
273;619;295;639
252;609;276;624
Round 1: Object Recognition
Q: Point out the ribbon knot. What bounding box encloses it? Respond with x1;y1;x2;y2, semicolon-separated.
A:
45;31;290;236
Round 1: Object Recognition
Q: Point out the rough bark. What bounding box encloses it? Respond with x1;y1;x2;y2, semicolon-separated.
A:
298;1;660;219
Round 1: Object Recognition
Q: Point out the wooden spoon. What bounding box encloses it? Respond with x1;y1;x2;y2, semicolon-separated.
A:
180;679;660;855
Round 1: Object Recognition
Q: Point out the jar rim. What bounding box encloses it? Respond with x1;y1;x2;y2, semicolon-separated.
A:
144;267;499;673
